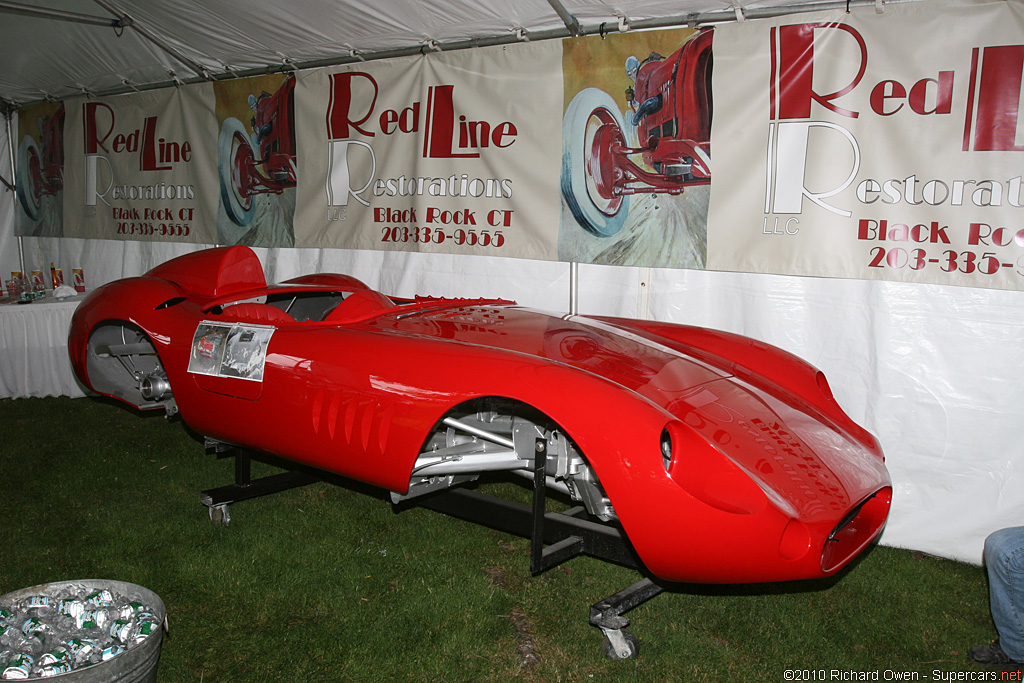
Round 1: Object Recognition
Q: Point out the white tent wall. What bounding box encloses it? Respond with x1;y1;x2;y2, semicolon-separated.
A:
646;268;1024;564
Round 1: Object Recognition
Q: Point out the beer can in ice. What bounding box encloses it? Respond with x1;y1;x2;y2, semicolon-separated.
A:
25;596;50;612
116;601;145;620
1;653;34;680
38;661;73;677
37;646;70;666
108;619;134;644
74;610;100;630
135;611;157;624
132;619;160;643
65;638;97;663
99;644;123;661
84;590;113;607
19;617;46;642
57;598;85;620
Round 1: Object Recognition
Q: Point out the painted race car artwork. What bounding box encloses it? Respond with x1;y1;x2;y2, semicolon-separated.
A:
16;102;66;236
217;74;297;229
562;29;712;238
68;246;890;590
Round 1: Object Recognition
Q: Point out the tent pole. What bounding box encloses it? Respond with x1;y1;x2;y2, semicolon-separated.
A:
4;111;25;275
90;0;212;81
545;0;582;37
569;262;579;315
0;1;122;27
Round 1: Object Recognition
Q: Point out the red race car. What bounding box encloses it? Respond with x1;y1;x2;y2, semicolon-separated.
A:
69;246;890;588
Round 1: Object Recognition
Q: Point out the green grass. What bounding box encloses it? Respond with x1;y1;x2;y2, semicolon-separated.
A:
0;397;997;682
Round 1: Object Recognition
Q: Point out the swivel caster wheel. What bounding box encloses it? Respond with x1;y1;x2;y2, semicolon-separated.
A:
601;628;640;660
209;504;231;526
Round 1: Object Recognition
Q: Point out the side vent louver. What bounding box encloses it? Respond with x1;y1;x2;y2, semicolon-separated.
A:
311;388;394;455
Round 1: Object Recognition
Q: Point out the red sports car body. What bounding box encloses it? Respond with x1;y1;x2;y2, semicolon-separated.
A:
68;246;891;584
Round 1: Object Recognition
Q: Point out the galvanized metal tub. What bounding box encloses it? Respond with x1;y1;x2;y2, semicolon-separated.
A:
0;579;166;682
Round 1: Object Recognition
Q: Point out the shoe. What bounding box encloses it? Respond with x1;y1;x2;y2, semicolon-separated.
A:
970;640;1023;671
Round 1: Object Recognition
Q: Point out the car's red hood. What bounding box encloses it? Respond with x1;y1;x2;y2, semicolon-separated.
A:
373;303;887;520
374;304;731;402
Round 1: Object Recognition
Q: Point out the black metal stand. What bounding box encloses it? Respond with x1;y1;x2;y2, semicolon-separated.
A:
199;439;318;525
198;439;665;659
415;438;665;659
589;577;664;659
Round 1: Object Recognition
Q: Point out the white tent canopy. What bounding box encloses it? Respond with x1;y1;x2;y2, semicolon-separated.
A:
1;0;1022;566
0;0;883;106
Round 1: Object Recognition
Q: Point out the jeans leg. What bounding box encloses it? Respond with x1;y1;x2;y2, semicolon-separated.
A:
985;526;1024;662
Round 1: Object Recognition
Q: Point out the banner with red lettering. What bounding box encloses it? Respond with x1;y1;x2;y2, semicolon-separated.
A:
290;40;563;258
61;86;219;243
707;0;1024;291
16;0;1024;291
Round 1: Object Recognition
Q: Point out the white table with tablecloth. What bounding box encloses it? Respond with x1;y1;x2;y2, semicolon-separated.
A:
0;295;88;399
